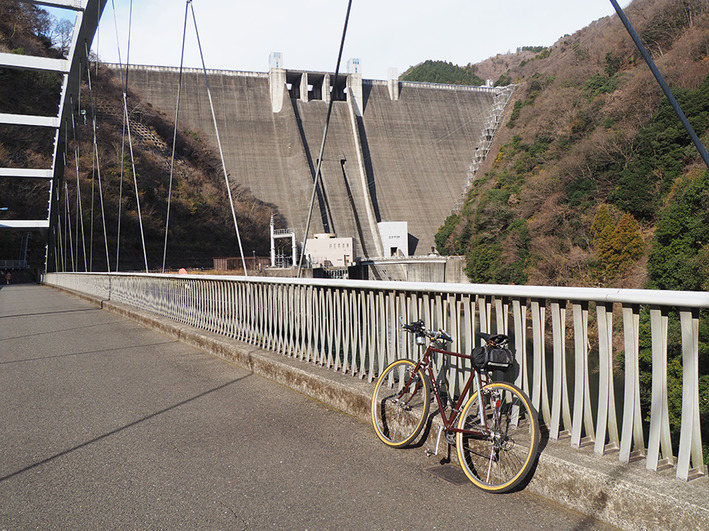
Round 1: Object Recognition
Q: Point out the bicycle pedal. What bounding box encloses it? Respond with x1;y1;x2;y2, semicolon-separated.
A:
425;448;434;457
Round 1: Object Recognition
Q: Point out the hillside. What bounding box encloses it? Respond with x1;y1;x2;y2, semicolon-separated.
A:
0;1;278;271
69;67;280;271
401;49;542;87
435;0;709;293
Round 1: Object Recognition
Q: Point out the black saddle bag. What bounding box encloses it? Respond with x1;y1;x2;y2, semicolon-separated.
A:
471;345;514;372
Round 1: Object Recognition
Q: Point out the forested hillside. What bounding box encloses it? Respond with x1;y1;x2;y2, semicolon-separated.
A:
400;59;485;85
433;0;709;293
0;1;277;271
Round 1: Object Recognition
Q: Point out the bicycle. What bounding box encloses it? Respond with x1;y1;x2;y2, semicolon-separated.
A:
370;319;540;493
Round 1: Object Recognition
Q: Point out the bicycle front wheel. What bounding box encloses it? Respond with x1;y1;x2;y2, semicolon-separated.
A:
456;382;539;493
371;359;430;448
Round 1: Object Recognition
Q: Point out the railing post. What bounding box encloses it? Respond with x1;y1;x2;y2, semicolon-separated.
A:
620;304;645;463
512;298;528;395
550;300;571;439
595;302;620;454
571;302;594;448
646;306;673;470
530;299;550;424
677;308;705;480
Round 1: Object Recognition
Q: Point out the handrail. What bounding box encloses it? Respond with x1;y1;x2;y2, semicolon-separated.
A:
44;271;707;482
74;271;709;307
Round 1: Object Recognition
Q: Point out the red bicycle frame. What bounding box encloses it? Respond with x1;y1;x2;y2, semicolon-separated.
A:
412;344;493;438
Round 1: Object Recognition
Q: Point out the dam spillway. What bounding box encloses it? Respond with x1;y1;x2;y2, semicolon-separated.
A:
117;64;512;259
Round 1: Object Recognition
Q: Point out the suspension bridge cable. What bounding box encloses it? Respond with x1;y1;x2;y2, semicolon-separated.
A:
116;115;125;269
116;0;134;270
162;1;190;273
609;0;709;170
56;124;67;271
70;104;79;269
85;42;112;272
72;71;83;270
189;0;248;276
89;18;99;272
122;97;149;272
111;0;149;272
297;0;353;277
56;186;64;271
60;121;74;271
63;180;75;271
71;95;83;270
89;111;95;271
70;92;89;271
111;0;125;269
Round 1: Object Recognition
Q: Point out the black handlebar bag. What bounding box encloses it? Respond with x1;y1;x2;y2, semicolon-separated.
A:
471;345;514;372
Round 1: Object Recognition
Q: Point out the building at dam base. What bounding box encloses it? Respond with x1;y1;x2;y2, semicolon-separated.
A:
116;62;513;275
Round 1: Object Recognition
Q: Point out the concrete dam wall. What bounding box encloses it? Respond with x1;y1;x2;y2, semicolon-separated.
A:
117;65;511;258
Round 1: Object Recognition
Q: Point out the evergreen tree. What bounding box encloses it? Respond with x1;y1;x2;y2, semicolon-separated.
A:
590;204;615;271
606;212;644;277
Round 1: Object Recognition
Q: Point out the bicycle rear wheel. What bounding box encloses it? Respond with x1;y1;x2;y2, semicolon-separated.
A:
371;359;430;448
455;382;539;493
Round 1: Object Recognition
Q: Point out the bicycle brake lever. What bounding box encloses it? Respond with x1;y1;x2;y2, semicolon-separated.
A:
437;330;453;343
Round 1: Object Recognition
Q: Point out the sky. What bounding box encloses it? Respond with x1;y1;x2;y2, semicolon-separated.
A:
51;0;632;81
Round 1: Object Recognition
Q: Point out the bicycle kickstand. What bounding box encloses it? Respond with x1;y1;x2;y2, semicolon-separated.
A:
425;425;445;457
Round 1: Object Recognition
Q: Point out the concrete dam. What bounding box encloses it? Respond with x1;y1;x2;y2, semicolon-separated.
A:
119;64;513;262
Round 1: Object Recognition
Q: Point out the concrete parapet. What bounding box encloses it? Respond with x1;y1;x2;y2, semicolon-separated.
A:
361;256;469;283
399;80;503;93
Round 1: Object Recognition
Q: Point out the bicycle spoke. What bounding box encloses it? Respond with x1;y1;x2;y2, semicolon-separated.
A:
456;382;539;492
371;360;430;448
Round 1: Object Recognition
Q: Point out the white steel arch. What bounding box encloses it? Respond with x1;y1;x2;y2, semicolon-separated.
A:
0;0;108;269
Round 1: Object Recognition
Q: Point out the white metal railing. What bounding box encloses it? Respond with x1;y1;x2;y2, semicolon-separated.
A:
44;272;708;482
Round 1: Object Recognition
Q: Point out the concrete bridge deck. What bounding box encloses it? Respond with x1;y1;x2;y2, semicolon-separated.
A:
2;283;706;529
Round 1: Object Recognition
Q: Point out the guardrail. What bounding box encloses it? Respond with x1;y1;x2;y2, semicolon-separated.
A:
0;260;28;269
44;272;707;481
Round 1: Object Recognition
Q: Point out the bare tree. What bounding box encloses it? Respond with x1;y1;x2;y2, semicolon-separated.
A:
49;17;73;57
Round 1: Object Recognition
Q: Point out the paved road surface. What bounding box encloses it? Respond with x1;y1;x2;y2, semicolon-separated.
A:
0;284;611;529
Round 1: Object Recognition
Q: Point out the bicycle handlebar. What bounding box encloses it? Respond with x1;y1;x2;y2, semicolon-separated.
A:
399;318;509;348
399;317;453;344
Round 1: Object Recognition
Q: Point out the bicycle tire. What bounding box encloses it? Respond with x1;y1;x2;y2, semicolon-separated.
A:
455;382;539;492
371;359;431;448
